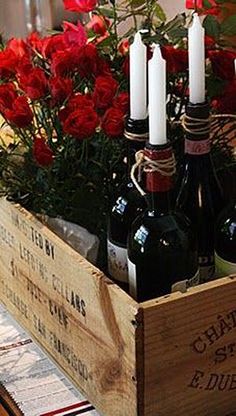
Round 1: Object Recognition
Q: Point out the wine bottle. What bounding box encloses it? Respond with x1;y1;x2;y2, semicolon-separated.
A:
107;118;148;290
215;202;236;277
127;142;199;302
175;101;224;282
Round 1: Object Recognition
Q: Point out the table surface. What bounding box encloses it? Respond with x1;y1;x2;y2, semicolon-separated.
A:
0;303;100;416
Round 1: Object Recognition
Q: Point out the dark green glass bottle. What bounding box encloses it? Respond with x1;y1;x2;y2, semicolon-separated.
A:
127;142;199;302
176;102;224;282
107;118;148;291
215;202;236;277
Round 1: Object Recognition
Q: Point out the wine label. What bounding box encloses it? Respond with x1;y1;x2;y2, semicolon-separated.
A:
215;251;236;278
185;138;210;155
171;269;200;293
107;240;128;283
199;255;215;283
127;258;137;300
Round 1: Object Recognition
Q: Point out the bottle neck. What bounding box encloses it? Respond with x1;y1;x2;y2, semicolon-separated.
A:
126;139;145;174
124;117;148;182
144;143;174;214
184;101;211;157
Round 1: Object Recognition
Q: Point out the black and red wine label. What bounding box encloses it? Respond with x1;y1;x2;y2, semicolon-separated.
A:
185;138;211;155
199;255;215;282
107;240;128;283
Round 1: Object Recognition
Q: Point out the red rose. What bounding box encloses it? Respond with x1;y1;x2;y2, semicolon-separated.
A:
63;0;97;13
162;46;188;73
208;50;236;80
93;76;118;110
186;0;220;15
51;47;78;77
49;76;73;105
27;32;43;53
0;49;18;79
16;56;33;77
7;38;30;61
62;21;87;47
118;39;129;56
41;34;66;59
5;96;33;128
205;35;216;49
0;83;18;113
113;92;129;115
62;108;99;140
186;0;203;8
59;93;94;122
101;107;124;138
77;43;99;78
86;15;110;36
33;137;54;167
19;67;48;100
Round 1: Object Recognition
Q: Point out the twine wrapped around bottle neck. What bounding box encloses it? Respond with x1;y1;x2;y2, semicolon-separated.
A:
130;149;176;196
180;113;236;136
181;113;211;136
124;129;148;142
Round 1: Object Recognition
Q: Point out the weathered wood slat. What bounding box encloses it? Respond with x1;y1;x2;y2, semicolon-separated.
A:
141;278;236;416
0;198;139;416
0;198;235;416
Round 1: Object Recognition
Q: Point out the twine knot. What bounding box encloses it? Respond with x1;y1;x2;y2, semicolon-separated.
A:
130;149;176;196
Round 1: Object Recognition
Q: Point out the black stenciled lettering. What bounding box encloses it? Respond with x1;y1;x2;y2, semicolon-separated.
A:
205;373;219;390
51;275;87;319
204;325;221;346
228;310;236;328
49;331;88;381
228;342;236;356
214;346;227;364
188;370;204;388
33;314;46;339
229;374;236;390
191;336;206;354
217;314;233;337
218;374;231;391
48;299;68;329
81;299;86;317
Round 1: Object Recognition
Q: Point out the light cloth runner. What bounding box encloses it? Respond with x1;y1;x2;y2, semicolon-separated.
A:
0;303;100;416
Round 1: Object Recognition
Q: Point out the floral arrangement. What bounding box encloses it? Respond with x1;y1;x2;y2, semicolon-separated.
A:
0;0;235;266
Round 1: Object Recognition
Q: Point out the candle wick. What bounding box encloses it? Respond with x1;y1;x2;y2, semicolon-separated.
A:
194;0;197;12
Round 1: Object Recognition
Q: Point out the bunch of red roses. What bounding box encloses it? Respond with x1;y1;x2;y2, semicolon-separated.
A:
0;0;235;262
0;22;129;168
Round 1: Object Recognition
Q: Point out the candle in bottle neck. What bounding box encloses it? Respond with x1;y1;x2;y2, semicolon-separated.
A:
148;44;167;145
129;32;147;120
188;13;205;104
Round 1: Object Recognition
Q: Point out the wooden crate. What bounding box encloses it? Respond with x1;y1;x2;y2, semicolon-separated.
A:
0;197;235;416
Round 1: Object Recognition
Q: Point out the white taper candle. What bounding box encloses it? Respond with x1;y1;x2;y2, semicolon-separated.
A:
188;13;205;104
129;32;147;120
148;44;167;145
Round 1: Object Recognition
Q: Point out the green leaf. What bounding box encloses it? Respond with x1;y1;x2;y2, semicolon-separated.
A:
203;15;220;39
216;0;236;3
153;3;166;22
129;0;146;8
97;7;115;18
221;15;236;36
203;0;214;8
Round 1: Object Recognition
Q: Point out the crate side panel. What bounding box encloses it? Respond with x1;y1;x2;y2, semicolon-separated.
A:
0;198;139;416
142;278;236;416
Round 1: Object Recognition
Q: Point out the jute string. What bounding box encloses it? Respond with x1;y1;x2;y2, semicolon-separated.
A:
180;113;236;136
130;150;176;196
124;129;148;142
